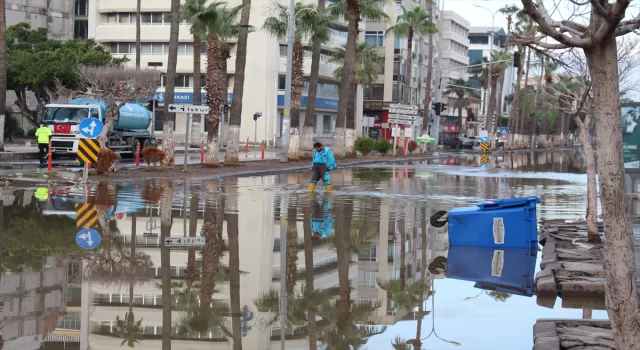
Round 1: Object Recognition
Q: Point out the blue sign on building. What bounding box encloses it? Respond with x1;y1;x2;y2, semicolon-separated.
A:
151;92;339;111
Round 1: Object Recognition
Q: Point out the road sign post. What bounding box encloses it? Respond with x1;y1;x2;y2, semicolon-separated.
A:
76;228;101;250
184;113;191;171
164;237;206;248
168;104;210;115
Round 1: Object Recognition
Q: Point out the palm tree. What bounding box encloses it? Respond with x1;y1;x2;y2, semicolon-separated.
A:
0;0;7;151
225;177;243;350
423;0;435;135
484;50;512;148
327;0;388;157
444;78;479;136
301;0;329;160
182;0;206;108
263;2;330;160
159;181;174;350
183;2;248;166
200;180;225;312
285;205;299;294
114;312;144;347
186;185;200;286
161;0;181;166
225;0;252;166
386;5;437;104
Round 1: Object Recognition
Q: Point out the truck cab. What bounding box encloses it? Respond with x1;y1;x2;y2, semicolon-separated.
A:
43;104;103;154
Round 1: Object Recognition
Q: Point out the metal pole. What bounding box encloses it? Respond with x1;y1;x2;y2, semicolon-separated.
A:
561;111;565;145
184;113;190;171
183;181;187;237
432;0;445;156
255;120;258;145
280;0;295;162
279;193;288;350
392;124;397;156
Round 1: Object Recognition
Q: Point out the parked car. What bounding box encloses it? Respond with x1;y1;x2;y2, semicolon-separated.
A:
460;137;475;148
443;138;464;148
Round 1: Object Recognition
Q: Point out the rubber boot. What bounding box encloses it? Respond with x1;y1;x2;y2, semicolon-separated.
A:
325;184;332;193
307;183;316;192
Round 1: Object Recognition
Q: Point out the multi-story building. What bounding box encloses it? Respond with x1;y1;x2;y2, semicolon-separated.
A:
362;0;439;141
468;27;517;127
87;0;363;146
438;11;472;138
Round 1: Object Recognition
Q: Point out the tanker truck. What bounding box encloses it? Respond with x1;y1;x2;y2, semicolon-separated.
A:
42;98;155;158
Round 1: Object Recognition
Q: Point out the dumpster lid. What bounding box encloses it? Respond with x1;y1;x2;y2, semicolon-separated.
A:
476;196;541;210
474;282;534;297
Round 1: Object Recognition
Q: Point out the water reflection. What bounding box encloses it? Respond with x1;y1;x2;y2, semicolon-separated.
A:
0;154;598;349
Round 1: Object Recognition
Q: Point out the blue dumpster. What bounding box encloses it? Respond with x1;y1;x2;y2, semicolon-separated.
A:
446;246;537;296
448;196;540;249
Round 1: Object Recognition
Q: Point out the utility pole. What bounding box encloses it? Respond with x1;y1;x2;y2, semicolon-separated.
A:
280;0;295;162
432;0;445;156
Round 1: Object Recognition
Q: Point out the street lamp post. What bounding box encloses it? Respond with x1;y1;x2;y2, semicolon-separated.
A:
432;0;445;156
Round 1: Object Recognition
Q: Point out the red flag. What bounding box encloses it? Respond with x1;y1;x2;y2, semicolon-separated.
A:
53;124;72;134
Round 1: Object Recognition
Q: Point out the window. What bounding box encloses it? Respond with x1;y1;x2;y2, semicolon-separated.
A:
279;45;287;56
365;31;384;47
161;74;190;88
111;42;131;54
73;20;88;39
141;13;152;23
469;36;489;45
394;35;402;49
118;13;132;24
74;0;87;16
358;271;378;288
278;76;286;90
151;13;164;24
364;85;383;100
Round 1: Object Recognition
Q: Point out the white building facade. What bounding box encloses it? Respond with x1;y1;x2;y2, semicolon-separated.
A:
87;0;363;147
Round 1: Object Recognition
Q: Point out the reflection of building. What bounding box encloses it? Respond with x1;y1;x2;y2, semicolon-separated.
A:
0;257;69;350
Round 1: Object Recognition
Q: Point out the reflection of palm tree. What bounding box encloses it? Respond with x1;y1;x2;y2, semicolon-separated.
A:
225;178;243;350
176;300;232;339
317;299;386;349
254;285;327;328
463;290;511;302
200;180;225;312
160;181;174;350
286;204;298;295
186;185;201;287
377;279;430;313
114;312;143;347
303;200;318;350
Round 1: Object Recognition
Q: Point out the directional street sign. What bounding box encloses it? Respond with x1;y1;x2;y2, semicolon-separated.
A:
77;138;100;164
164;237;206;247
76;228;102;250
479;136;489;143
168;104;210;115
75;203;98;228
79;117;104;139
500;127;509;135
388;118;421;126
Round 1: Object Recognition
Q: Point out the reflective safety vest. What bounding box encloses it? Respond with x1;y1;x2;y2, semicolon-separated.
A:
35;127;52;144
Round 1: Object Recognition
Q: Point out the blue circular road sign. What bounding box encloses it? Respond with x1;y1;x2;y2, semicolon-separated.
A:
78;117;104;139
76;228;102;250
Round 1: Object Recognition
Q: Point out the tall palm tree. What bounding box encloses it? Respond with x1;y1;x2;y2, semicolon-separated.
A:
136;0;141;69
423;0;435;135
263;2;330;160
0;0;7;151
182;0;206;107
161;0;181;166
301;0;329;160
444;78;479;136
225;0;253;166
200;180;225;312
386;5;437;104
225;177;243;350
484;50;512;148
183;2;249;166
327;0;388;157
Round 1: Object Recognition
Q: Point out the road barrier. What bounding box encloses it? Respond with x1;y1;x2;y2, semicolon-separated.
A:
135;141;141;167
480;142;489;152
47;140;52;172
200;140;204;164
245;138;249;157
261;140;265;160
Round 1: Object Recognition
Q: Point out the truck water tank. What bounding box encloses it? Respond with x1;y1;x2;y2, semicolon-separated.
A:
113;103;152;130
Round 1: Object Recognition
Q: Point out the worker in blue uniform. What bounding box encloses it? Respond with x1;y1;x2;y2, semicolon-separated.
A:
307;142;337;193
310;194;334;240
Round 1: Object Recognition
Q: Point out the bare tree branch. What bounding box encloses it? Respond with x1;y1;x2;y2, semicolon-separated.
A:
589;0;611;20
521;0;593;48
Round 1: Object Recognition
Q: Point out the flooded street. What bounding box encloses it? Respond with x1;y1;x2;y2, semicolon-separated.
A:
0;149;610;349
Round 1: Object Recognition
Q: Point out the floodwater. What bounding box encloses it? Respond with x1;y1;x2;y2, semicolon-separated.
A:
0;149;609;350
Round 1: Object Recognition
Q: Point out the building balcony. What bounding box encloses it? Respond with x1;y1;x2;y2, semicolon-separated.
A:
278;56;339;80
98;0;170;12
95;23;195;42
442;31;471;47
441;49;470;66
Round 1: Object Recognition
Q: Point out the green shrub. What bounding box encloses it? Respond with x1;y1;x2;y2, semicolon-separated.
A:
355;137;375;155
27;128;37;136
373;138;392;155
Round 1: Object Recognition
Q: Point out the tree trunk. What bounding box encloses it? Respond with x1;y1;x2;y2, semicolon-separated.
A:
129;214;136;327
0;0;8;151
586;39;640;350
423;2;434;135
404;29;414;104
226;0;252;166
159;182;173;350
345;82;357;157
302;0;325;160
135;0;141;69
399;219;406;289
186;186;199;286
303;206;317;350
575;115;600;243
333;1;359;158
484;73;498;135
226;187;242;350
288;40;304;161
517;48;533;148
335;199;352;332
161;0;181;166
411;207;428;350
530;60;544;149
193;36;202;106
286;205;298;295
204;37;228;166
492;73;504;149
200;181;225;311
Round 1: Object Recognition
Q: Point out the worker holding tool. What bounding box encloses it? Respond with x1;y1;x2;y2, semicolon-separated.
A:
307;142;336;193
35;124;53;165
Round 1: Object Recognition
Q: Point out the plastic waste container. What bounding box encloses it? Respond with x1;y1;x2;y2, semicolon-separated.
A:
446;246;537;297
447;196;540;249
